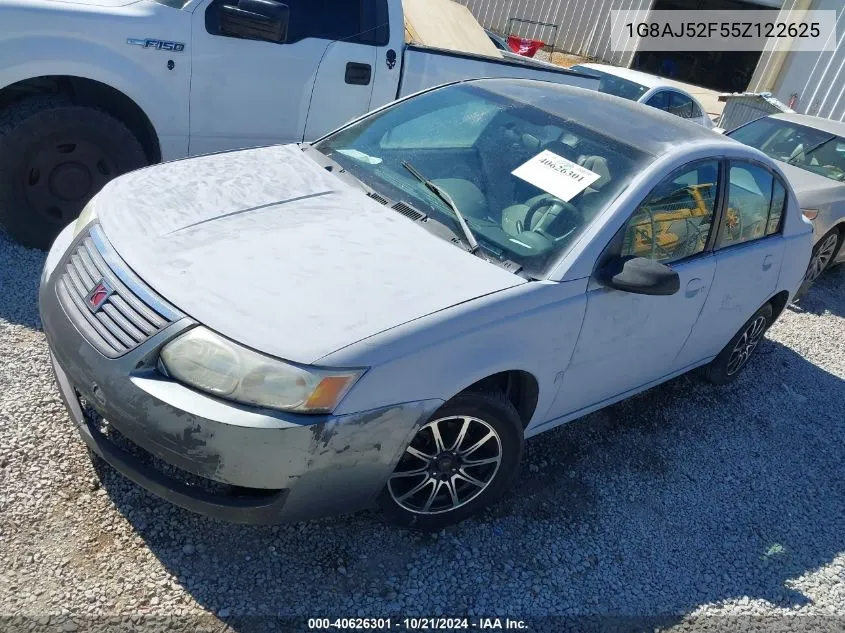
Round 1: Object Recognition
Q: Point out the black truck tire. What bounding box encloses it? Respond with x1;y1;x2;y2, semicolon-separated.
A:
0;97;148;250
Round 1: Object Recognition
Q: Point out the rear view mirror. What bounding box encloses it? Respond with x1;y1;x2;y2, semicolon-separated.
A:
598;256;680;296
219;0;289;43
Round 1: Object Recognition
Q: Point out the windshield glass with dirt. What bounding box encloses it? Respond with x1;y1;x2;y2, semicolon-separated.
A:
314;81;651;276
728;117;845;183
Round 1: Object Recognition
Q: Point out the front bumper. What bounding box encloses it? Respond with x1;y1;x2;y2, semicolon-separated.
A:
40;224;441;524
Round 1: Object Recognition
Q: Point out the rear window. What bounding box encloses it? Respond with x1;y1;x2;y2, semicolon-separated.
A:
571;66;649;102
728;117;845;183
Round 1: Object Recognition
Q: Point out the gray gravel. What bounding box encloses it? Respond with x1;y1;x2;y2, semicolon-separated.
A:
1;229;844;630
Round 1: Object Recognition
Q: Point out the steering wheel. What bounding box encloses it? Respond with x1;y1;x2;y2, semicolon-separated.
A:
521;194;581;238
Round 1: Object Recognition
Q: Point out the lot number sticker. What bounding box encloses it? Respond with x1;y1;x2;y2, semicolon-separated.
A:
512;150;601;202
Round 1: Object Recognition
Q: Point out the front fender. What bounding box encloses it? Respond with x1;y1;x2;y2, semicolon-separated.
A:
324;279;589;432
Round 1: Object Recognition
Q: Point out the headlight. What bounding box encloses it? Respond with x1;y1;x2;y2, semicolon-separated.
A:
159;327;365;413
73;202;98;237
802;209;819;221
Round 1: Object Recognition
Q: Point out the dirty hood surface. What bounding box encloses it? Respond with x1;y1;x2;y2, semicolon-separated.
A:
97;144;523;364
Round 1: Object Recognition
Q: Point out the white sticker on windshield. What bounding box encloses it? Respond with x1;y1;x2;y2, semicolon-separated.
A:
511;150;601;202
336;149;382;165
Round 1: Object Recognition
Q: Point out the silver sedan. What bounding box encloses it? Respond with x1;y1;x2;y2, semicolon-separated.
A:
727;113;845;283
39;80;811;530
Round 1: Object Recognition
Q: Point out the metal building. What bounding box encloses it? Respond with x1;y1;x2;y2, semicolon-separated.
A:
748;0;845;121
458;0;845;121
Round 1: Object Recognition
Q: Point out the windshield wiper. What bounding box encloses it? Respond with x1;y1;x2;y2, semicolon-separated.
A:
402;161;481;254
787;135;836;165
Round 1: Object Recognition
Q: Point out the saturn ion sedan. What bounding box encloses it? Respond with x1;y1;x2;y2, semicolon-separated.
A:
40;79;811;530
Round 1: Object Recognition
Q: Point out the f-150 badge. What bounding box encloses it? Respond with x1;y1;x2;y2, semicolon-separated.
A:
127;38;185;52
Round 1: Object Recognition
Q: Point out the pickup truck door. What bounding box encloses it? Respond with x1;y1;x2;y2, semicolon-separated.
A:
189;0;394;155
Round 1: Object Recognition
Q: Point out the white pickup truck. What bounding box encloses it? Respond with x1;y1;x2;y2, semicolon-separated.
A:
0;0;597;249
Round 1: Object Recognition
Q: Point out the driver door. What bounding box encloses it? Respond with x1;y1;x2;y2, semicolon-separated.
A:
548;160;722;419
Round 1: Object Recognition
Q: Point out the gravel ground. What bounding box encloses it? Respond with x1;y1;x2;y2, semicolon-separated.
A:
1;229;844;632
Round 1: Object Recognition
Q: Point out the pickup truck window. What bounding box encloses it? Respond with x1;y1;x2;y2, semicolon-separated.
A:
316;82;651;276
207;0;389;45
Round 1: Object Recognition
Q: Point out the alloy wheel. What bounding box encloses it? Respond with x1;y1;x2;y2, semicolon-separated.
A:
726;315;767;376
805;232;839;283
387;415;502;515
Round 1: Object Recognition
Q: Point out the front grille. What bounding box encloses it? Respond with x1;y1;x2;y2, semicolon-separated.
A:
57;225;179;358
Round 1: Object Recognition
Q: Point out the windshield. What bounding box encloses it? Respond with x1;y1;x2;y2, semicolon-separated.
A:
570;66;649;101
728;117;845;183
314;82;651;276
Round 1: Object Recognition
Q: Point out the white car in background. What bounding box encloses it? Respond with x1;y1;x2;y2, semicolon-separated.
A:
571;63;715;129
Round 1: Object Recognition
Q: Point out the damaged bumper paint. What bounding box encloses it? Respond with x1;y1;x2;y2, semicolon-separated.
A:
39;226;442;524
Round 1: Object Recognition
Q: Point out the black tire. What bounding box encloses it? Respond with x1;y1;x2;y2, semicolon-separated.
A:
805;228;843;284
701;303;773;385
0;97;148;250
378;391;523;531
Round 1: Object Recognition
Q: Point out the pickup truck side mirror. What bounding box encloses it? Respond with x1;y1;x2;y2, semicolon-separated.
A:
598;256;680;296
219;0;289;43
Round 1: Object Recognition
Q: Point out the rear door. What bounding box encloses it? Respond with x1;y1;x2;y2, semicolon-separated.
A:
189;0;390;155
675;161;787;367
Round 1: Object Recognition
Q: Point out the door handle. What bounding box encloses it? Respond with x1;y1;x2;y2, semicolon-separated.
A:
345;62;372;86
685;277;704;297
762;254;774;271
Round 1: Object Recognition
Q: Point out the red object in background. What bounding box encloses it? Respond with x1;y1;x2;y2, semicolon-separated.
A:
506;35;545;58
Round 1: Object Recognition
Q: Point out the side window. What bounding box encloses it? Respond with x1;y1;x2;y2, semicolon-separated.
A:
690;101;703;119
210;0;388;45
621;160;720;263
646;92;670;110
716;162;780;249
668;93;695;119
767;177;787;236
285;0;363;43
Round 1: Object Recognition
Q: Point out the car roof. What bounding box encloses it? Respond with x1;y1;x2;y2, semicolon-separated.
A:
470;78;726;157
577;63;666;89
770;112;845;137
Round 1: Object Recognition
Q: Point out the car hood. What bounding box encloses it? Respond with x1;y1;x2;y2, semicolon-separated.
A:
96;145;523;364
778;163;845;207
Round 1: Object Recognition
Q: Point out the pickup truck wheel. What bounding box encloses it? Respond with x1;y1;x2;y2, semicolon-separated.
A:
378;392;523;530
0;97;147;250
701;303;772;386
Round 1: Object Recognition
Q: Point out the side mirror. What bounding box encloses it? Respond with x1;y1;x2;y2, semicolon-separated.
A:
219;0;289;43
598;256;680;296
